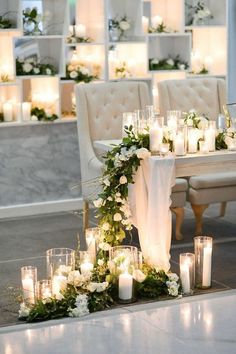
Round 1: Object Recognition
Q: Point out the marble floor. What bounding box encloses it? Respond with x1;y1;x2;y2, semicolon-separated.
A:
0;290;236;354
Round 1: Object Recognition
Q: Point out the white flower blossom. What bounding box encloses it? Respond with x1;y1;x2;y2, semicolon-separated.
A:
136;148;151;159
166;281;179;297
119;20;130;31
70;70;78;79
151;58;159;65
33;67;40;74
87;281;108;293
80;67;90;76
67;270;87;287
114;212;122;221
30;115;38;121
69;294;89;318
133;269;146;283
178;63;186;71
98;259;104;266
119;175;127;184
23;62;33;73
99;242;111;251
166;58;174;67
107;196;113;202
18;303;30;318
168;273;179;282
45;68;52;75
94;198;103;208
101;222;110;231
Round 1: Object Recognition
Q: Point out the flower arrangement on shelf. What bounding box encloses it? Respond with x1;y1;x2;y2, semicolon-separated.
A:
190;64;209;75
0;12;14;29
16;57;56;76
115;61;132;79
23;7;43;35
66;62;100;83
148;22;174;34
183;109;209;129
66;33;93;44
186;1;214;26
149;56;189;71
109;16;131;41
30;107;59;122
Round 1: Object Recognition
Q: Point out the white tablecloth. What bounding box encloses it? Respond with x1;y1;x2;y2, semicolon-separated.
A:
129;155;175;271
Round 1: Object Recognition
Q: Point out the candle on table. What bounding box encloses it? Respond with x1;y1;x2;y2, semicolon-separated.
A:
180;263;190;294
118;272;133;301
22;277;35;303
188;129;199;153
52;274;67;298
149;125;163;153
3;102;13;122
75;24;86;37
80;262;94;274
22;102;31;121
199;141;209;154
86;233;97;262
142;16;149;33
202;245;212;287
175;134;185;156
204;128;215;152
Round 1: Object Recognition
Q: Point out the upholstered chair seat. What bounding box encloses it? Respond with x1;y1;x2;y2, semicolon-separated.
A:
158;77;236;235
76;81;187;239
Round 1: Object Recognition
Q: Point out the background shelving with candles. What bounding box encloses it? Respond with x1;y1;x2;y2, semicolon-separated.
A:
0;0;227;125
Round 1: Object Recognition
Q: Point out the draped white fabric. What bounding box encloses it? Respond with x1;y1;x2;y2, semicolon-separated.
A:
129;156;175;271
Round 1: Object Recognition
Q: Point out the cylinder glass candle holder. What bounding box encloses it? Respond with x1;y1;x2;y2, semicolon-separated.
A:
21;266;37;304
187;128;199;153
122;112;137;137
136;109;149;134
174;125;187;156
36;280;52;301
204;121;216;152
149;116;164;154
118;271;135;303
167;110;181;131
79;251;94;274
159;143;170;157
109;246;138;276
199;140;209;154
46;248;75;279
179;253;195;295
194;236;213;289
85;227;100;262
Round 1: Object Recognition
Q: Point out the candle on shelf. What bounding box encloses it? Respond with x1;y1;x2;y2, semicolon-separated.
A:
3;102;13;122
22;102;32;121
179;253;195;295
75;24;86;38
202;245;212;287
199;140;209;154
21;266;37;304
152;15;163;28
142;16;149;33
118;272;133;301
52;274;67;298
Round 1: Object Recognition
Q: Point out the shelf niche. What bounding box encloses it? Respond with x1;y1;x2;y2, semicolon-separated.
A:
148;0;184;32
185;0;226;27
0;0;21;30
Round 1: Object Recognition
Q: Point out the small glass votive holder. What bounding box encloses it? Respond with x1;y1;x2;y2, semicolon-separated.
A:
159;143;170;157
36;280;52;301
21;266;37;304
199;140;209;154
179;253;195;295
46;248;75;279
85;227;100;262
122;112;137;137
194;236;213;289
79;251;94;274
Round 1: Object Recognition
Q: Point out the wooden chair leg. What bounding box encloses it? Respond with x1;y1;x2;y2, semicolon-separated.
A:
83;200;89;233
171;207;185;241
220;202;227;217
191;204;209;236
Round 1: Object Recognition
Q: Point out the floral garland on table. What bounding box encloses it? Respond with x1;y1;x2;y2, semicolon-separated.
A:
186;1;213;26
16;57;56;76
149;56;189;71
18;128;181;323
66;63;100;83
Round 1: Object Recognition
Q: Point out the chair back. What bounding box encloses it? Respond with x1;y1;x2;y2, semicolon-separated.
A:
158;78;226;119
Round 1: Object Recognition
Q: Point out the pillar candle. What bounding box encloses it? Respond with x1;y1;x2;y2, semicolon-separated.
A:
204;128;215;152
22;277;35;304
180;263;190;294
75;24;86;37
188;129;199;153
118;273;133;300
202;246;212;287
149;126;163;152
22;102;32;121
3;102;13;122
175;134;185;156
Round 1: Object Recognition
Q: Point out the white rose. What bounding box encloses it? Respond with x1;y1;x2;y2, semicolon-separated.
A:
18;56;24;63
116;192;121;197
93;198;103;208
70;70;78;79
99;242;111;251
30;115;38;121
107;196;113;202
45;68;52;75
133;269;146;283
98;259;104;266
168;273;179;282
23;62;33;73
103;178;110;187
101;222;110;231
136;148;151;159
114;212;122;221
166;58;174;66
151;58;159;65
119;175;127;184
33;67;40;74
166;281;179;297
18;303;30;318
119;21;130;31
87;281;108;293
80;67;90;75
178;63;185;71
67;270;85;286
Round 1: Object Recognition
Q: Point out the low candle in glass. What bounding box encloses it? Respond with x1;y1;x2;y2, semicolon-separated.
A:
194;236;213;289
21;266;37;304
79;251;94;274
159;143;169;157
199;140;209;154
36;280;52;300
179;253;195;295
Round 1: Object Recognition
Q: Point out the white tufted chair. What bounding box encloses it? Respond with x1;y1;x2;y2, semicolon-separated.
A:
76;81;187;239
158;78;236;235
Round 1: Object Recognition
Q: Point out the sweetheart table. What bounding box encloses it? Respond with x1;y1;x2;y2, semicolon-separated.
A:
94;139;236;270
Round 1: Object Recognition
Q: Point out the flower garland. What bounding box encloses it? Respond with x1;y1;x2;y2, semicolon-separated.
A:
16;57;56;76
149;56;189;71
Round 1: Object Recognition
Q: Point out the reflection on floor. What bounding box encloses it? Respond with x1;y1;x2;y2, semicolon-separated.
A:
0;290;236;354
0;201;236;327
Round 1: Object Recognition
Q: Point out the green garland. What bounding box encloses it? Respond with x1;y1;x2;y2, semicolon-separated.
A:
31;107;59;122
149;55;189;71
